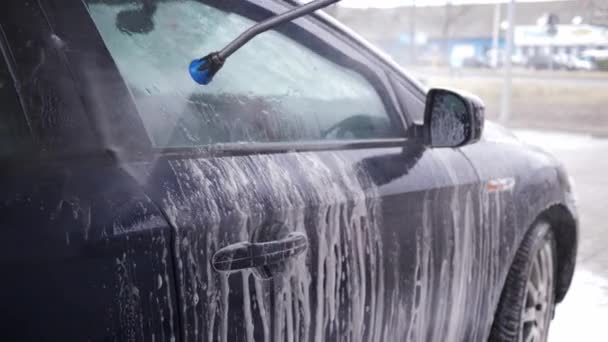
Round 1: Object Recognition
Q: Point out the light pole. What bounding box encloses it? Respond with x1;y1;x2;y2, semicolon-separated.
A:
500;0;516;124
409;0;417;64
491;3;501;68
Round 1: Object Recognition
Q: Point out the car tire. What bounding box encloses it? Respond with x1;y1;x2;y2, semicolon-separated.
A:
489;221;557;342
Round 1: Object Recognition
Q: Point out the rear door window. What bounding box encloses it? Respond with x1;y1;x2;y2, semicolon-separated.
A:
84;0;400;148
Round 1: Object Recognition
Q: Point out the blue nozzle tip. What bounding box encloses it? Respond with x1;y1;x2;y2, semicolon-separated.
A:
189;58;213;85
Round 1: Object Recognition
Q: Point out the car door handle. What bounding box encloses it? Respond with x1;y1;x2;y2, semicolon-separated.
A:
212;232;308;272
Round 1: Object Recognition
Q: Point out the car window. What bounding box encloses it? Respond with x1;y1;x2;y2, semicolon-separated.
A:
392;78;425;124
83;0;399;148
0;56;29;157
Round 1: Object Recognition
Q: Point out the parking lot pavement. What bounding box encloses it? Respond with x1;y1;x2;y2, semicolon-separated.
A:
514;129;608;342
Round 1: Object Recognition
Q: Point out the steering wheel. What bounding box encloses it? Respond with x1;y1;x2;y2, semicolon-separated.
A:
321;114;379;140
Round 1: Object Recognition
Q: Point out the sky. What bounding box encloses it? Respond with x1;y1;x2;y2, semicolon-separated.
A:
338;0;571;8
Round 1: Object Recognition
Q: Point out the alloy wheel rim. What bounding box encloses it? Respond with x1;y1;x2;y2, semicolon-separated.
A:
520;240;555;342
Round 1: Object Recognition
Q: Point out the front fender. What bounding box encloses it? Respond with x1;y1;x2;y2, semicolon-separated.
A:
512;161;578;303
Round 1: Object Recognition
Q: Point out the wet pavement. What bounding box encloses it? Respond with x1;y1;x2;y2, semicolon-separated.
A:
514;129;608;342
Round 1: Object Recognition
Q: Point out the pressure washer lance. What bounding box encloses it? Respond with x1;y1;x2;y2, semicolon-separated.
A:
189;0;340;85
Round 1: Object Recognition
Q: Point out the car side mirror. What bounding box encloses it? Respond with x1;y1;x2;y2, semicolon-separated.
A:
420;88;485;148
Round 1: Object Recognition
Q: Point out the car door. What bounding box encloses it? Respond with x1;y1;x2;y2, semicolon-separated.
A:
0;3;179;340
73;0;485;340
390;76;506;340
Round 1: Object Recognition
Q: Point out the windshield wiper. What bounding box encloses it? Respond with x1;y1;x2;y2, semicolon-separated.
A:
189;0;340;85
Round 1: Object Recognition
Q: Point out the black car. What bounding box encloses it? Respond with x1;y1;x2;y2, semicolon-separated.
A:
0;0;577;341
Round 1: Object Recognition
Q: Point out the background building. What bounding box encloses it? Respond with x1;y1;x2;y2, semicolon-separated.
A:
329;0;608;69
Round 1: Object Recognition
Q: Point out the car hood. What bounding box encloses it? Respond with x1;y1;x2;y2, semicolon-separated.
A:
482;120;565;168
482;120;520;144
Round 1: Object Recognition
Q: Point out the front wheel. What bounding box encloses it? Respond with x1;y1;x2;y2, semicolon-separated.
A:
489;221;557;342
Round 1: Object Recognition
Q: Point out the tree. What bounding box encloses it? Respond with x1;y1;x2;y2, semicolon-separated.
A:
584;0;608;26
324;4;340;18
441;2;471;65
409;0;418;64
